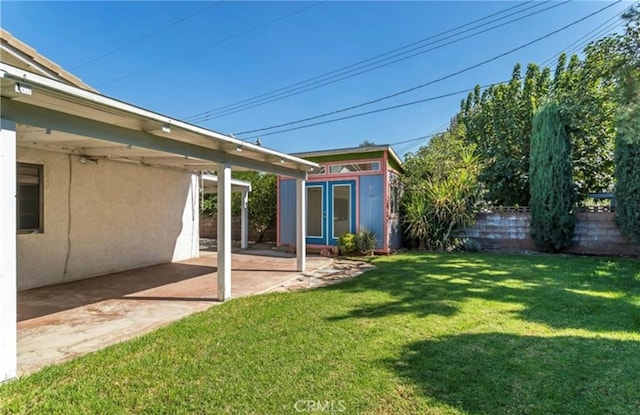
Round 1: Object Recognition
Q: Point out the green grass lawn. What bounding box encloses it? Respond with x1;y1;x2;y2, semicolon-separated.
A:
2;253;640;414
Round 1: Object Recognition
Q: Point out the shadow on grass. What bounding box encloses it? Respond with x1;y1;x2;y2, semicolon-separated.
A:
388;333;640;414
327;253;640;333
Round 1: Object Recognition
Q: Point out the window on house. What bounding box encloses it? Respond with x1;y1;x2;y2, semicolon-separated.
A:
17;163;43;233
328;161;380;174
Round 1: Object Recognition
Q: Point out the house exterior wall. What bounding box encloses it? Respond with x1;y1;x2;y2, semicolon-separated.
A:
1;118;18;381
17;147;199;291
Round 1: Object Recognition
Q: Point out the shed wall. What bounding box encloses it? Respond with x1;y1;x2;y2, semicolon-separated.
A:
279;179;296;245
17;147;200;290
359;174;384;249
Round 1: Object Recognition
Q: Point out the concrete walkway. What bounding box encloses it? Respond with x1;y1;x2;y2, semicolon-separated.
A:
17;250;333;376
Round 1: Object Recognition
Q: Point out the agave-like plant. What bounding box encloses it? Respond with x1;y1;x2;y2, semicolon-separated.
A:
402;190;431;250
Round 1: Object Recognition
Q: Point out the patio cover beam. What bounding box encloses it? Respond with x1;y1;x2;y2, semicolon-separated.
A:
217;164;232;301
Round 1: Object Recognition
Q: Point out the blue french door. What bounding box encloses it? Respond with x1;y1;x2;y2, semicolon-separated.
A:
306;181;356;246
306;183;327;245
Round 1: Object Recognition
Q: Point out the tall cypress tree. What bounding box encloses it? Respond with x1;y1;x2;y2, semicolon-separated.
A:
614;6;640;248
529;103;576;251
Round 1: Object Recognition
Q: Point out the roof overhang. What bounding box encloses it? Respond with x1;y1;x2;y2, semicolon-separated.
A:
1;28;96;92
202;174;251;193
0;63;318;179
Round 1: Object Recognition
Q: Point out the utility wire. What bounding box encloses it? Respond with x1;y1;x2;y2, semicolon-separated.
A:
188;1;573;122
393;2;632;159
184;0;539;121
541;5;628;68
192;1;567;122
235;1;619;138
71;2;223;70
243;80;510;140
395;3;631;158
393;122;450;155
97;1;324;87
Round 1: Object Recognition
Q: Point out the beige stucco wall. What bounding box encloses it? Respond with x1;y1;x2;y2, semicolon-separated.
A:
17;147;199;291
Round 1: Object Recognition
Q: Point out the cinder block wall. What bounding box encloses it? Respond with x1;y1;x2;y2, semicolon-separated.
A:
459;208;637;256
200;215;276;242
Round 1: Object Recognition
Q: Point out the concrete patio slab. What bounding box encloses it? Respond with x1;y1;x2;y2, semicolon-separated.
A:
17;251;332;376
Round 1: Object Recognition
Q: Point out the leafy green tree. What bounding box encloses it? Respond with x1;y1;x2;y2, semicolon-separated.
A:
460;41;620;206
200;171;277;242
529;103;576;251
460;63;550;205
613;5;640;247
553;50;618;200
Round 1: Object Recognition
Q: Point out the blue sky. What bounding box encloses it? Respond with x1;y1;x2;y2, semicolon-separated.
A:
1;1;633;157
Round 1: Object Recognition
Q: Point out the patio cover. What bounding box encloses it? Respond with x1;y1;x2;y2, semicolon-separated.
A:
0;61;315;381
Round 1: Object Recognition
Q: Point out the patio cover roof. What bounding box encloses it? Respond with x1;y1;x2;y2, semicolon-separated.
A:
0;35;313;382
0;63;318;179
202;174;251;194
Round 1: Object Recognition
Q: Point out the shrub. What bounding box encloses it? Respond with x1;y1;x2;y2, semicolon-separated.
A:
401;171;479;251
529;102;576;252
453;238;482;252
355;227;377;255
337;232;356;255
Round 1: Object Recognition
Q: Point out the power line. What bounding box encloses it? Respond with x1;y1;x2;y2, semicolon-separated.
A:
393;123;450;156
96;1;324;87
235;1;620;138
192;1;568;122
541;5;628;68
184;0;540;122
71;2;223;71
243;80;510;140
188;1;575;123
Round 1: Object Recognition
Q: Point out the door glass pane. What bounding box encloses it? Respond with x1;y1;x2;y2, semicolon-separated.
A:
306;186;323;237
333;185;351;237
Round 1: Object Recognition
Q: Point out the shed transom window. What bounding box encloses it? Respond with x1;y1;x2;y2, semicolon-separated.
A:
329;161;380;174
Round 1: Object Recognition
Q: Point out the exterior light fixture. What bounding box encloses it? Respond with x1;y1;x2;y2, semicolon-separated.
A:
237;144;243;152
161;123;171;133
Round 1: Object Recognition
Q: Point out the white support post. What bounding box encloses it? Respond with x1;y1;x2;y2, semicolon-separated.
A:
217;164;232;301
296;177;307;272
0;118;17;382
240;190;249;249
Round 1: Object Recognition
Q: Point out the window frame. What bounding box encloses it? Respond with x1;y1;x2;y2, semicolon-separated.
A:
327;161;381;175
17;162;44;234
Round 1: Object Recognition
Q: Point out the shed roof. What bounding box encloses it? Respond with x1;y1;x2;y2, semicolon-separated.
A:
293;145;403;171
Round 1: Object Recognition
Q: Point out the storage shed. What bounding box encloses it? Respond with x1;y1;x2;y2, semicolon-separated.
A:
278;145;403;254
